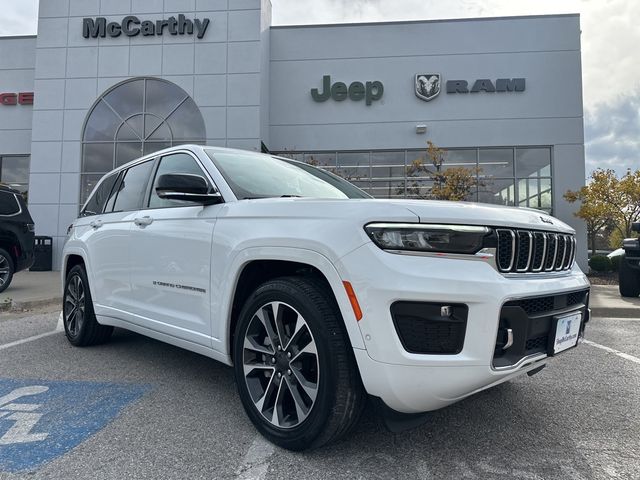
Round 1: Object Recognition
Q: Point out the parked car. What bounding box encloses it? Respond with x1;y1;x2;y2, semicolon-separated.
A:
618;223;640;297
0;186;35;293
62;145;591;450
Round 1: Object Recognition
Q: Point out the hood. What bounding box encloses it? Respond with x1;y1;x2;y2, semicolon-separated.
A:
223;198;574;234
388;199;574;233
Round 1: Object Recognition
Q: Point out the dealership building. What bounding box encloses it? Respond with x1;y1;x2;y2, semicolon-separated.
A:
0;0;587;269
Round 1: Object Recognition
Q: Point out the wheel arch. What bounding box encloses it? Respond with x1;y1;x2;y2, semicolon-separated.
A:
221;248;365;364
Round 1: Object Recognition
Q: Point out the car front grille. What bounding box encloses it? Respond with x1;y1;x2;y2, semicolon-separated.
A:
496;229;575;273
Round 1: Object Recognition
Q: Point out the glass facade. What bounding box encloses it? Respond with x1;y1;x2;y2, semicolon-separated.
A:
0;155;30;200
80;78;206;203
275;147;553;213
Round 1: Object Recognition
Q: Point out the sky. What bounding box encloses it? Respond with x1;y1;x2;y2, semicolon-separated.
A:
1;0;638;178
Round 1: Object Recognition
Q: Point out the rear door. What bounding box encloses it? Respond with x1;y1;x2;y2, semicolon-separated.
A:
127;151;220;346
80;160;155;317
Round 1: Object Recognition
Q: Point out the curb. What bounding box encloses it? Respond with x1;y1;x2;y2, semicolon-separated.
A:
0;297;62;312
590;307;640;319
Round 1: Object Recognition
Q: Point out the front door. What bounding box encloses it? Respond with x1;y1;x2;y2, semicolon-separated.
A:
128;152;219;347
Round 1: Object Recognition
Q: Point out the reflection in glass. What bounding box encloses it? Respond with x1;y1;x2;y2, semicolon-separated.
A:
479;148;514;177
479;178;515;206
516;148;551;178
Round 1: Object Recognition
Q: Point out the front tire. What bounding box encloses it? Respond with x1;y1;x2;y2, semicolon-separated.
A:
63;265;113;346
233;276;365;451
0;247;15;294
619;255;640;297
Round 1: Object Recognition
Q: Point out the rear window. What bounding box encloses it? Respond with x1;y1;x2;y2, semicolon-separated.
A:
81;173;119;216
0;190;20;216
112;161;155;212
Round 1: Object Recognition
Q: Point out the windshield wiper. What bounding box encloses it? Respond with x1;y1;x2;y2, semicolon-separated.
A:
280;195;302;198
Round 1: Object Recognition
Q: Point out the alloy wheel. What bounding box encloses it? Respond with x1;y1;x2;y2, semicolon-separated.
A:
242;301;319;429
64;274;86;337
0;255;10;287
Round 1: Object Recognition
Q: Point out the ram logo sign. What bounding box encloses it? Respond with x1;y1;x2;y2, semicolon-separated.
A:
415;74;441;102
446;78;526;94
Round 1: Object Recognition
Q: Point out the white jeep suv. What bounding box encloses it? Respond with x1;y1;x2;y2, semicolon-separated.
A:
62;145;590;450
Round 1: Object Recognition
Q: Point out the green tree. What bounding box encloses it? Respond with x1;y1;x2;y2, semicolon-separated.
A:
564;169;616;255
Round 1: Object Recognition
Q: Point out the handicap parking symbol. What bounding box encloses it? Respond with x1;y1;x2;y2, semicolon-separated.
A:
0;379;149;473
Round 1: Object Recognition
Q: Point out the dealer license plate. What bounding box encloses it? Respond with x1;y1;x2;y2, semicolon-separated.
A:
552;311;582;354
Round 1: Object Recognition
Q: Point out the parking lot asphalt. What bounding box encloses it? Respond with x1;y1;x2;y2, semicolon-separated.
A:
0;308;638;480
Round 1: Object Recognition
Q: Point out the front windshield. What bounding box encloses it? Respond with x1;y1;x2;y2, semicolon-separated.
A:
205;149;370;200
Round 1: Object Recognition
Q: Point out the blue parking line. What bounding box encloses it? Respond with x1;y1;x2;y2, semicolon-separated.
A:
0;379;149;473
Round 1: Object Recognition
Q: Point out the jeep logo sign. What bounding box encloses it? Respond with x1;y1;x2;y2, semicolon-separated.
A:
446;78;526;94
311;75;384;105
82;15;210;39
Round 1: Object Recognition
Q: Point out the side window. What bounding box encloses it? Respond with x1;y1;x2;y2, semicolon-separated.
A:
149;153;210;208
103;172;123;213
81;173;118;216
0;191;20;216
112;161;154;212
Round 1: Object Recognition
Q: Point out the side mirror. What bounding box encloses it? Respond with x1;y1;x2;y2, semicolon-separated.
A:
156;173;222;205
632;222;640;233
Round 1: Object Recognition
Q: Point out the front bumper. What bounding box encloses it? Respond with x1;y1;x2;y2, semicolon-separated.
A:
337;242;591;413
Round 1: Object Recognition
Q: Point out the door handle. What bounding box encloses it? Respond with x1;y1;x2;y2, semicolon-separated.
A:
89;219;103;229
134;216;154;227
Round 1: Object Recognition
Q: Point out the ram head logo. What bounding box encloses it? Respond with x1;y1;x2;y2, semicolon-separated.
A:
415;74;441;102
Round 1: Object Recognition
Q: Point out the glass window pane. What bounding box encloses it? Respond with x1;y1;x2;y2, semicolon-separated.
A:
146;116;171;141
371;165;405;179
478;178;515;206
149;153;208;208
166;99;206;142
83;99;121;142
116;142;142;167
405;179;433;199
116;121;141;141
82;143;114;173
540;178;552;209
304;153;336;168
103;79;144;119
336;166;369;181
80;174;104;204
479;148;514;177
113;160;154;212
443;149;476;170
371;151;404;165
337;152;369;167
516;148;551;177
145;79;187;118
0;156;30;184
371;180;407;198
143;141;171;156
81;172;118;216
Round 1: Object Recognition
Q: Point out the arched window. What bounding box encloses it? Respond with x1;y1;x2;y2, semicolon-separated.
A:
80;77;206;203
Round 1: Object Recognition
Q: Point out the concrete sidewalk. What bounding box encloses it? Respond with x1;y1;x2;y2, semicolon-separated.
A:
0;270;61;311
589;284;640;318
0;271;638;317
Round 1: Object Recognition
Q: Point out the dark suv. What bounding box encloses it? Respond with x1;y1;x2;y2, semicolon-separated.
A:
0;186;35;292
619;222;640;297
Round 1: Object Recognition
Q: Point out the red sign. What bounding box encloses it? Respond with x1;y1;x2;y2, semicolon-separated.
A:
0;92;34;106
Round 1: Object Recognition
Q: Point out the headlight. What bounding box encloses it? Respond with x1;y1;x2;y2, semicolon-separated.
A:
364;223;490;254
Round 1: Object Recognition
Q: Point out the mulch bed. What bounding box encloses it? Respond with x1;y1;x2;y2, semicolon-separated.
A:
586;272;619;285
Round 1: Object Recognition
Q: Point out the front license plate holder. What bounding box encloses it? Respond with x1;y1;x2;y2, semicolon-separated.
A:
548;311;582;356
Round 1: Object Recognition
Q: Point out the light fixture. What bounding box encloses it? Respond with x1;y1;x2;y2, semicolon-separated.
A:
415;124;427;134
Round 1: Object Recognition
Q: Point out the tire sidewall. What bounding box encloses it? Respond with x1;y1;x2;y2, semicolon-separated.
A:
0;248;14;294
63;265;96;345
233;279;341;449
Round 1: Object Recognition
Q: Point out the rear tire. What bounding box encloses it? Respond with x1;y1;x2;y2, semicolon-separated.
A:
0;247;15;294
619;255;640;297
233;276;365;451
63;264;113;346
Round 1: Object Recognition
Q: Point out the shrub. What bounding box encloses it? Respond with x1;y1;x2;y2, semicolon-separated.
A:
610;254;622;272
589;255;612;272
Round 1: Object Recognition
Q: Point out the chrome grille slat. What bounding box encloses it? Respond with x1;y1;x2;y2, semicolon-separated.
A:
496;229;575;274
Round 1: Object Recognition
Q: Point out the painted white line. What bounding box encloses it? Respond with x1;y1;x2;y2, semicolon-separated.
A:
0;313;64;351
235;435;275;480
583;340;640;365
0;330;60;351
